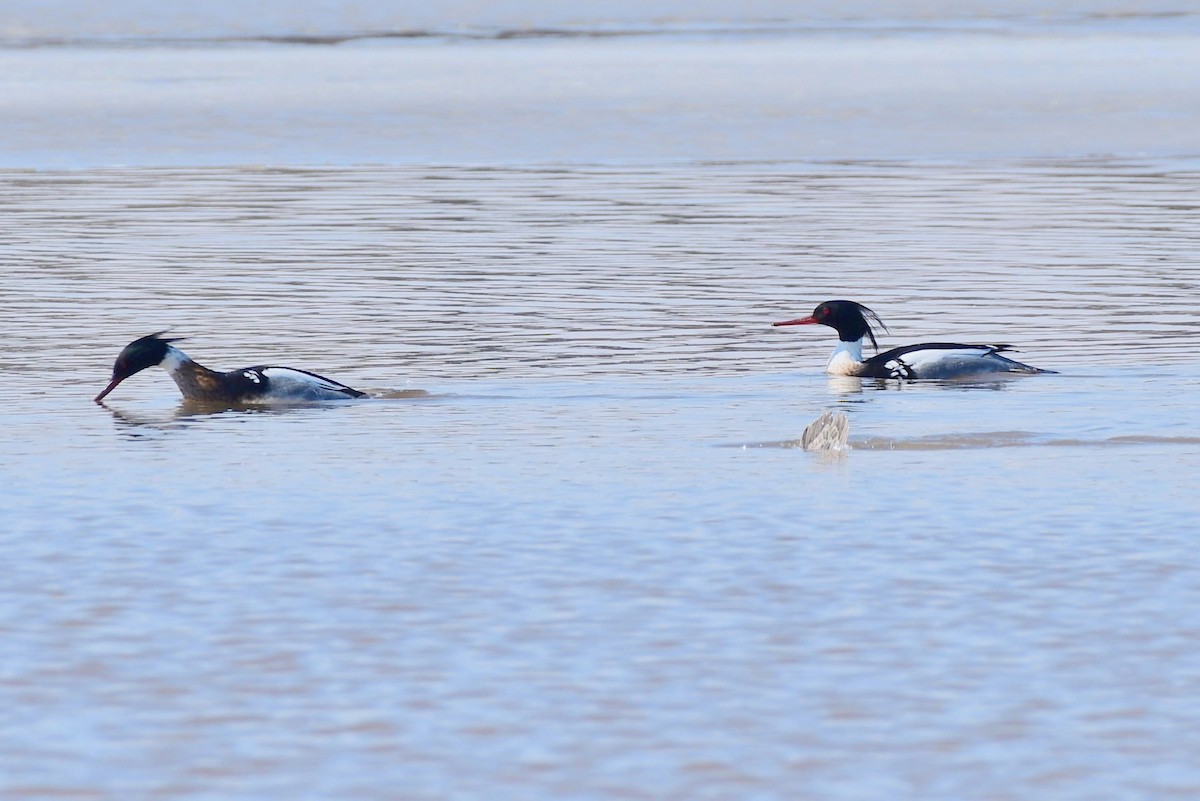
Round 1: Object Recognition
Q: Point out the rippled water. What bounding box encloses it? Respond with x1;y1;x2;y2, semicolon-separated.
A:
5;162;1199;379
4;161;1200;799
5;0;1200;796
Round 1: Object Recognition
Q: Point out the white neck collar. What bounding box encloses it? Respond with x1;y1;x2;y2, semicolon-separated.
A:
825;338;865;376
160;345;192;374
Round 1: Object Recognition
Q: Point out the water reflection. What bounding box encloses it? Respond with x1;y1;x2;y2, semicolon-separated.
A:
822;374;1027;400
98;398;331;433
97;391;435;438
825;375;866;396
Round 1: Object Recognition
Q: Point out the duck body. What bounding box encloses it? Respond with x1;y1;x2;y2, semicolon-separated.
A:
775;300;1053;379
95;333;365;403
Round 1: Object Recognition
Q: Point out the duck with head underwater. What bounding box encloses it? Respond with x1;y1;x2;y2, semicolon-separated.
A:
773;300;1054;379
94;332;366;403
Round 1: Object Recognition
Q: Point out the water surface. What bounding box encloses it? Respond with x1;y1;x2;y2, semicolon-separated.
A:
3;3;1200;799
4;162;1200;800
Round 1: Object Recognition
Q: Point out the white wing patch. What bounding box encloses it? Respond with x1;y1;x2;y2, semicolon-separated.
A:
250;367;360;401
243;370;262;383
895;347;1009;379
884;358;916;379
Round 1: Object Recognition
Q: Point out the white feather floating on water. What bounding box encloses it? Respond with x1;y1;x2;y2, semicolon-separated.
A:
800;411;850;452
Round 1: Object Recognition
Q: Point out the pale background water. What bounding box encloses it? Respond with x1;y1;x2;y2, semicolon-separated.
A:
2;2;1200;800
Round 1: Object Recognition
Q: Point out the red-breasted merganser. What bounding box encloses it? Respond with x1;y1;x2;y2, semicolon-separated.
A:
773;300;1054;378
94;332;366;403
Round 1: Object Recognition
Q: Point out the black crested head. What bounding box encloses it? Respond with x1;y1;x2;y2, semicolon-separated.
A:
112;332;179;377
810;300;889;349
94;332;182;402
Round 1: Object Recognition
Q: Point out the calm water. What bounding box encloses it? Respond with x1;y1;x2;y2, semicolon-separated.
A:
4;3;1200;800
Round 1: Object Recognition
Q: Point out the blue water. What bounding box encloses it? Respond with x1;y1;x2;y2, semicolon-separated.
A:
5;367;1200;799
3;3;1200;799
